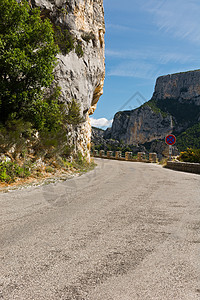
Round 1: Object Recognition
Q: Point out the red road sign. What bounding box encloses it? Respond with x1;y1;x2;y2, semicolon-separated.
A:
165;134;176;145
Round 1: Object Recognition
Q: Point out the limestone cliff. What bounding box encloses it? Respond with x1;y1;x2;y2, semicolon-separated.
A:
104;70;200;150
31;0;105;159
153;70;200;105
104;106;173;145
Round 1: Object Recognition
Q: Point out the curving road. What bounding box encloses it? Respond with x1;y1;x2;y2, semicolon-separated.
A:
0;158;200;300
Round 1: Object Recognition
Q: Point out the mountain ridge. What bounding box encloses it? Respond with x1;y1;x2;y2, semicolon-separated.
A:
92;70;200;157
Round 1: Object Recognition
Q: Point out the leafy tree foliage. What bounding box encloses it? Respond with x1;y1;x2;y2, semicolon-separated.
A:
0;0;58;124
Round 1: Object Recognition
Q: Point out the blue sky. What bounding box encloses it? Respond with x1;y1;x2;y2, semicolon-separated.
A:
90;0;200;128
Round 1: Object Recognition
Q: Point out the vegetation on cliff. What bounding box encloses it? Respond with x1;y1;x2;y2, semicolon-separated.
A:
145;98;199;127
176;123;200;151
143;99;168;118
145;98;200;151
0;0;91;184
152;98;199;126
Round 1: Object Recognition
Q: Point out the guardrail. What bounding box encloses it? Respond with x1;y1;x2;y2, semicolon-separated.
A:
165;161;200;175
91;151;158;163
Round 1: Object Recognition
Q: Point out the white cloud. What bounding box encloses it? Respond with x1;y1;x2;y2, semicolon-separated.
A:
107;61;161;79
90;117;113;129
106;47;199;79
106;23;138;32
143;0;200;44
106;48;195;64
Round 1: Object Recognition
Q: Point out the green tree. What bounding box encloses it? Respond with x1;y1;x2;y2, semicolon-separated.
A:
0;0;58;124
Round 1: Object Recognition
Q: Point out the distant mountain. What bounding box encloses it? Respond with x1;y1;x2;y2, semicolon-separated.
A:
91;127;145;154
92;70;200;157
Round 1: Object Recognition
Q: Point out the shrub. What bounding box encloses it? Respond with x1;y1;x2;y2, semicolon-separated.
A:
32;128;72;160
0;120;33;160
66;99;84;125
81;31;95;43
75;41;84;58
178;148;200;163
54;25;75;55
45;166;55;173
0;161;31;183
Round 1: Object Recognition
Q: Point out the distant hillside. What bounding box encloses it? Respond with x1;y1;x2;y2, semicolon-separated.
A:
176;123;200;151
92;70;200;157
91;127;145;154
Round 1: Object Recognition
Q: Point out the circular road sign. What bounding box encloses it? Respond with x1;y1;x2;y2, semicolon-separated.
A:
165;134;176;146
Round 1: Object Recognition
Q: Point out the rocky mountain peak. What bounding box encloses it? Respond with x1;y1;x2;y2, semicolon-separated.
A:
104;70;200;150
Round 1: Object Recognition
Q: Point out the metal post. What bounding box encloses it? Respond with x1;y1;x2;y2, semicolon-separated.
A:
169;145;172;161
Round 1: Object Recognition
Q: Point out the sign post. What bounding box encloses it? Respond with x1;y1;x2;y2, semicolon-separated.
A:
165;134;176;161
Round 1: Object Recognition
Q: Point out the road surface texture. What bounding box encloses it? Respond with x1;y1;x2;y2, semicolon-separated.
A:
0;158;200;300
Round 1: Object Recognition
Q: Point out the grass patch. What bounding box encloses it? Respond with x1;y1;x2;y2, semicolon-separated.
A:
70;153;96;173
0;153;96;185
159;158;168;166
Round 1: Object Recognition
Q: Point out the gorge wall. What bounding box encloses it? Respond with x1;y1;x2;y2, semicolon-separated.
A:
104;70;200;151
31;0;105;160
105;106;173;145
153;70;200;105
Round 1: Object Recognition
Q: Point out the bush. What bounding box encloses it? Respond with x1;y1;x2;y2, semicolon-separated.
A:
81;31;95;43
0;120;34;160
75;41;84;58
66;99;84;125
0;161;31;183
178;148;200;163
0;118;74;163
54;25;75;55
32;128;73;160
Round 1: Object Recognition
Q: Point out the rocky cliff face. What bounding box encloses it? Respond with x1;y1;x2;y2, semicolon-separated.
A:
104;106;173;145
31;0;105;160
104;70;200;150
153;70;200;105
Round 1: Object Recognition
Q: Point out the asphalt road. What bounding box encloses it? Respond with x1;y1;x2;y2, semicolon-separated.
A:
0;158;200;300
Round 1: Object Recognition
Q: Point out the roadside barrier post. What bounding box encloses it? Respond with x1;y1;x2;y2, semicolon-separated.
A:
149;153;157;163
125;152;132;161
115;151;122;159
137;152;145;162
94;150;99;157
99;150;105;158
107;151;113;158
